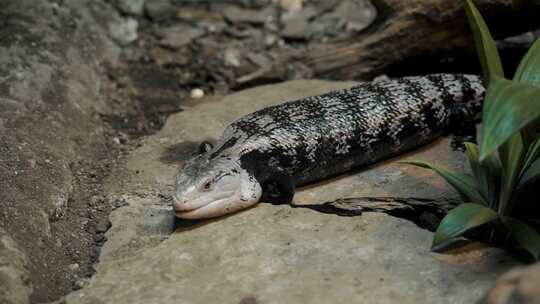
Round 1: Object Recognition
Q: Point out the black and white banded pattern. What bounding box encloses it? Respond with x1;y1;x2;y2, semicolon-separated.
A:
216;74;484;185
174;74;485;218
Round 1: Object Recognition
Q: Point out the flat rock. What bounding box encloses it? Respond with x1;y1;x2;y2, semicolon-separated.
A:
222;6;273;25
332;0;377;33
67;80;518;303
108;17;138;45
145;0;174;21
485;262;540;304
112;0;145;15
280;0;303;12
281;7;317;39
68;205;513;304
158;25;205;49
281;0;376;40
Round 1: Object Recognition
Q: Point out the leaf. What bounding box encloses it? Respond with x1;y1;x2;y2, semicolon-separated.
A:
514;37;540;143
479;77;540;161
464;142;500;207
432;203;498;248
400;160;487;205
521;137;540;177
463;0;504;83
518;156;540;188
501;216;540;260
498;134;524;215
514;37;540;87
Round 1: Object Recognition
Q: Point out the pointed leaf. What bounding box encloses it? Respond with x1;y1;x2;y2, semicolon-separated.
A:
465;142;487;200
521;136;540;177
501;216;540;260
479;77;540;160
498;134;524;215
432;203;498;248
519;156;540;188
514;37;540;143
400;160;487;205
464;142;500;207
463;0;504;82
514;37;540;87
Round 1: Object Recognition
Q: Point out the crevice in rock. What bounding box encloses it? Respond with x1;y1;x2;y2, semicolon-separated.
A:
291;196;461;232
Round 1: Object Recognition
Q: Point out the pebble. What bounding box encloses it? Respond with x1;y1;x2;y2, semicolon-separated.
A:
68;263;79;271
113;0;145;15
108;17;138;45
280;0;303;12
89;195;103;207
306;15;344;39
74;278;90;290
190;88;204;99
159;25;205;49
145;0;175;21
223;48;241;67
28;159;36;168
246;52;271;68
264;34;279;47
95;218;111;234
94;233;106;243
373;74;390;82
333;0;377;33
222;6;272;24
280;7;317;40
112;198;129;210
281;20;306;39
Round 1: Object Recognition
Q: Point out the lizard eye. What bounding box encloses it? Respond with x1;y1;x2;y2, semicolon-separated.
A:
202;180;212;191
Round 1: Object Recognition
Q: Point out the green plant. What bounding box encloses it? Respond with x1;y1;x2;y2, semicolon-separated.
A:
402;0;540;260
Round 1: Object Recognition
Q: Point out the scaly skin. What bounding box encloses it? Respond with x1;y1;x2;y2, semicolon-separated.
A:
174;74;485;219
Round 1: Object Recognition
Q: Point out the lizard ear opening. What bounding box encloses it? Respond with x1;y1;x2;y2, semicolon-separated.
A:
260;170;295;205
198;141;214;154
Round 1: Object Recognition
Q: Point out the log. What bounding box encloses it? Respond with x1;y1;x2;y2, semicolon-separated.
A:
242;0;540;85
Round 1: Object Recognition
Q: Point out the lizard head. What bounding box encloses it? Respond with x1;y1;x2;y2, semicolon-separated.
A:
173;143;262;219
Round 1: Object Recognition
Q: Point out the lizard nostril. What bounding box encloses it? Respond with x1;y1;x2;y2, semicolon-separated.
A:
173;199;191;211
173;198;182;206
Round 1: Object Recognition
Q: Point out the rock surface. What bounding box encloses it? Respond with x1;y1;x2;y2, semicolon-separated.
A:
0;0;121;302
67;80;518;303
485;263;540;304
145;0;175;21
118;0;540;103
112;0;145;15
222;6;273;25
0;228;31;304
108;17;139;45
159;25;205;49
3;0;538;302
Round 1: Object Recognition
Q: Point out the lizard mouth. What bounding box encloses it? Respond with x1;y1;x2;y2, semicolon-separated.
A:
174;193;261;220
174;197;232;219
